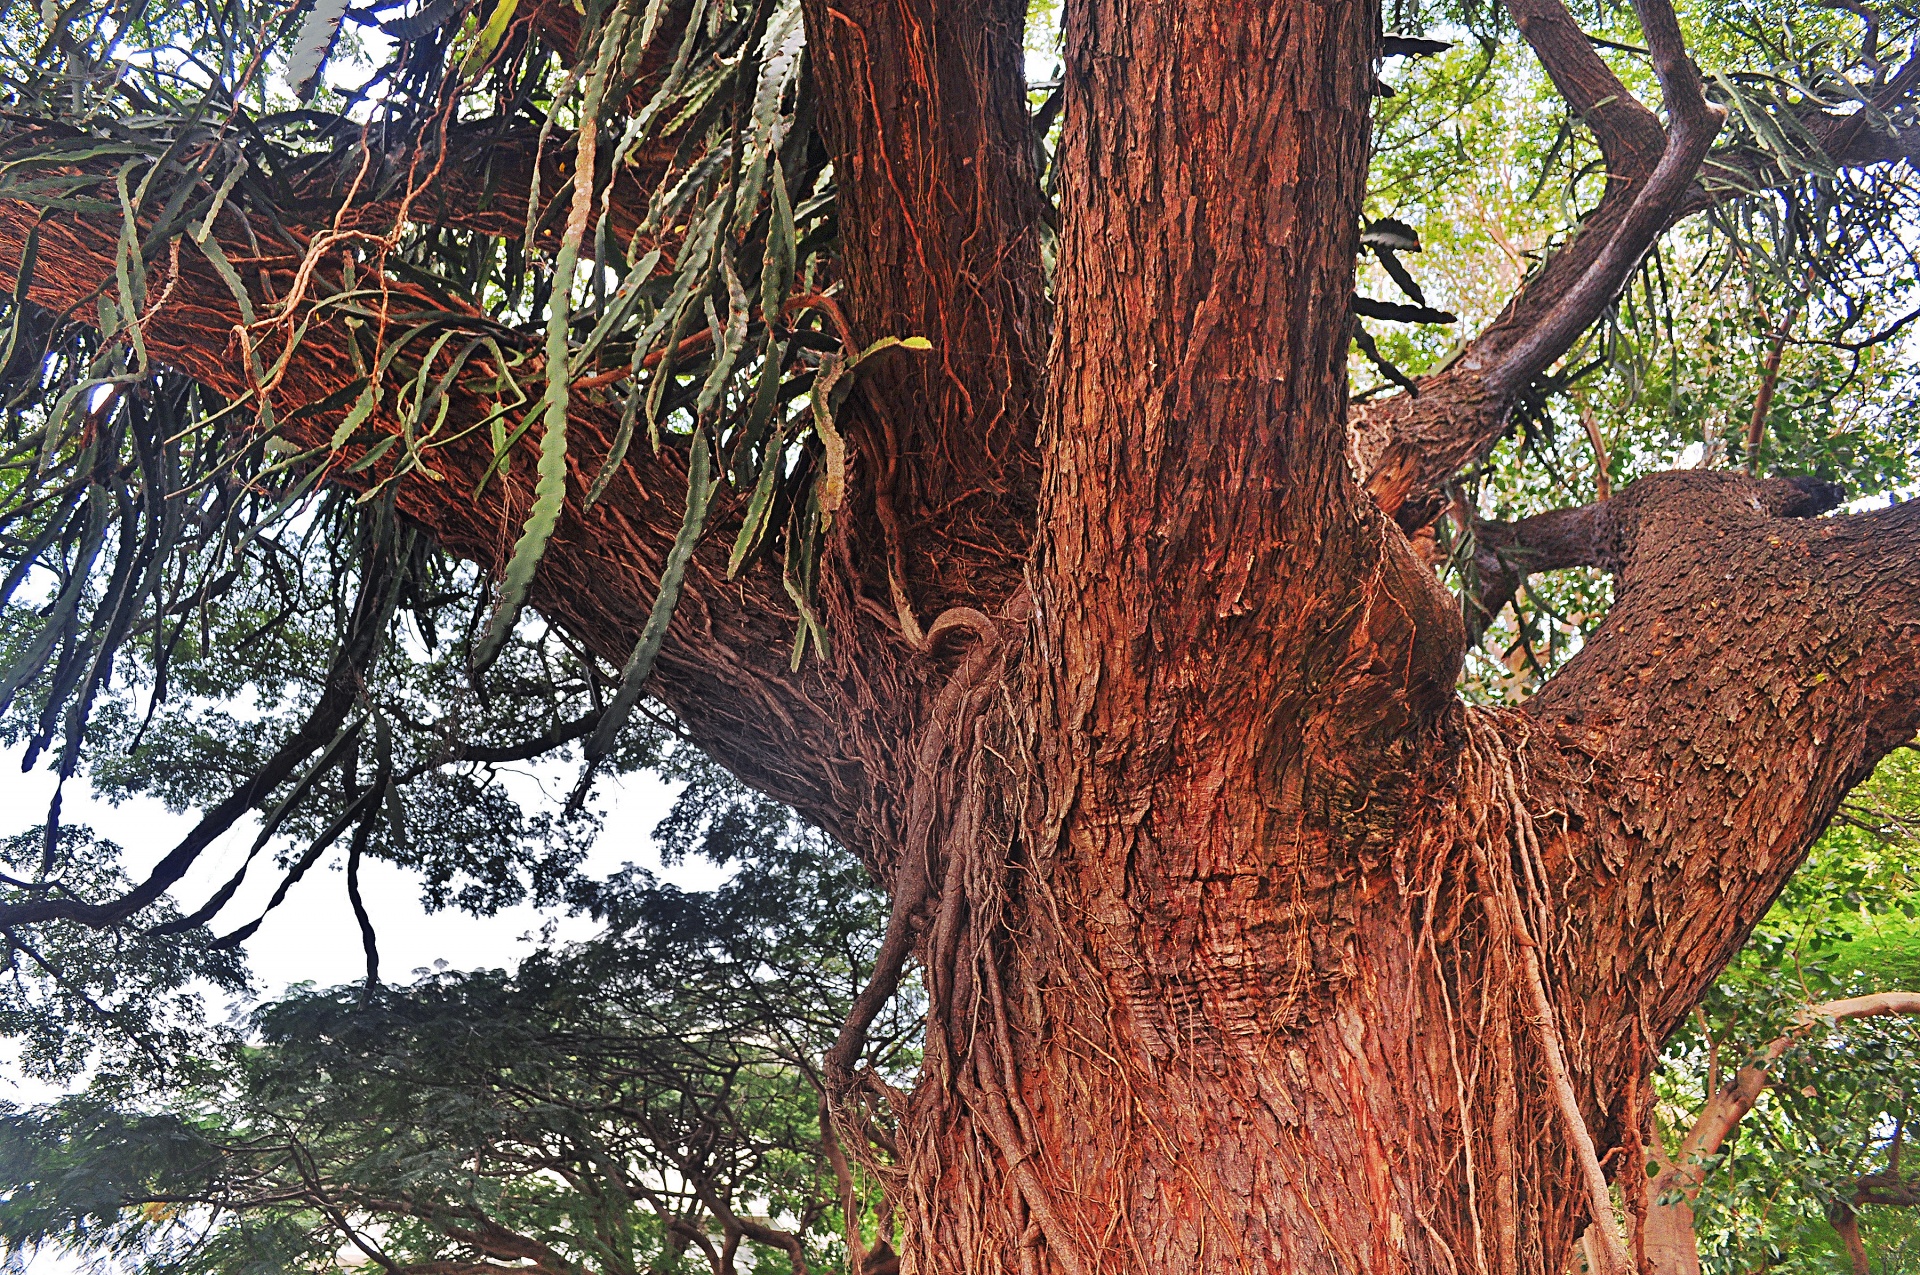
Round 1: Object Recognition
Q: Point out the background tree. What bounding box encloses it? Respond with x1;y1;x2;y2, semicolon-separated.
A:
0;0;1916;1268
2;818;913;1275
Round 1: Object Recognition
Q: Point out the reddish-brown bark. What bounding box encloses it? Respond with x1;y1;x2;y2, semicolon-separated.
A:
799;0;1052;620
4;0;1920;1269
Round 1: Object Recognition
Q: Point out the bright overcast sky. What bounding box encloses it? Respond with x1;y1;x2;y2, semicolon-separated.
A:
0;747;712;1096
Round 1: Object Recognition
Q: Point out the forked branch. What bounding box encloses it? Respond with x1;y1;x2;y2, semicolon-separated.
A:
1643;993;1920;1275
1502;0;1665;191
1481;0;1725;398
1348;0;1920;529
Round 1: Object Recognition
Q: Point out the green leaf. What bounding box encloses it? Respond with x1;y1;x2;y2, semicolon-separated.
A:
570;247;662;378
458;0;521;79
695;246;750;416
732;335;786;488
728;360;785;577
469;325;574;674
586;429;718;763
331;381;380;451
760;158;795;322
782;481;829;668
471;1;629;674
344;433;400;473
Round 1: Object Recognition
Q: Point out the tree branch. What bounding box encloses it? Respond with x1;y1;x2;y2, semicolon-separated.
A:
1675;45;1920;220
1503;0;1665;195
798;0;1051;618
1503;470;1920;1271
1484;0;1724;399
1829;1200;1872;1275
0;157;869;853
1351;0;1920;531
0;524;400;928
1464;474;1844;636
1642;992;1920;1275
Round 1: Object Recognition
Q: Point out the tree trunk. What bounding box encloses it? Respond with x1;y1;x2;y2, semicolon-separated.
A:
819;0;1920;1267
5;0;1920;1267
874;475;1920;1275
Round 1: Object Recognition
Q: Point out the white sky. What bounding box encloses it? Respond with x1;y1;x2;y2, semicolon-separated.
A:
0;747;714;1095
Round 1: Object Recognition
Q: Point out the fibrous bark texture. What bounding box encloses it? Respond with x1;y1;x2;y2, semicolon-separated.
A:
5;0;1920;1267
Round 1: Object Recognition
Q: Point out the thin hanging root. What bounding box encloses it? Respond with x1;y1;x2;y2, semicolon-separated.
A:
1470;709;1632;1275
1516;929;1630;1275
819;1094;871;1271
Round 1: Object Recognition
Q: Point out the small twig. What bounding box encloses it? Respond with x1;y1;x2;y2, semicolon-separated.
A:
1580;403;1611;501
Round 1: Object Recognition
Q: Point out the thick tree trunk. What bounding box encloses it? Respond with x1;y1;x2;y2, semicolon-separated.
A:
7;120;1918;1275
874;493;1920;1275
872;466;1920;1275
824;0;1919;1262
6;0;1920;1268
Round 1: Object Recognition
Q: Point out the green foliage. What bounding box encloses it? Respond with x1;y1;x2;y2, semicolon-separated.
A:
0;827;248;1083
0;819;910;1274
0;491;673;1080
1656;750;1920;1275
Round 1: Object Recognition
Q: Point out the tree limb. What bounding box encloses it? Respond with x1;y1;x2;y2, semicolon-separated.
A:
0;155;867;855
1503;0;1665;199
1484;0;1724;399
1351;0;1920;531
1642;992;1920;1275
1463;474;1844;637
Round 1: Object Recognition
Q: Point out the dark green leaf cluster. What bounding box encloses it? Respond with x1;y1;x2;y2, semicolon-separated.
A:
0;826;248;1083
1;821;910;1274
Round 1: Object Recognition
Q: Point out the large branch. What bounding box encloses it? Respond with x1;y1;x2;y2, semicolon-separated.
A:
0;167;873;848
1036;0;1466;760
1485;0;1722;400
1356;0;1722;528
797;0;1051;625
1504;0;1665;194
1464;473;1843;635
1353;0;1920;530
1490;471;1920;1263
285;121;670;245
1528;474;1920;878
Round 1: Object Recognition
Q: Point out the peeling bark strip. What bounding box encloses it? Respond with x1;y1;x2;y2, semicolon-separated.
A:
4;0;1920;1266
